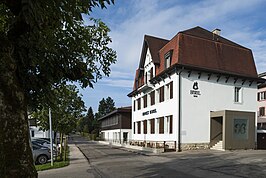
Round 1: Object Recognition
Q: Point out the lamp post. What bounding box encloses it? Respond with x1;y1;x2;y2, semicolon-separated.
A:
49;108;54;166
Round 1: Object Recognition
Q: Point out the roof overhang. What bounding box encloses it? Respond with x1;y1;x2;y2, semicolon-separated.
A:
128;63;265;97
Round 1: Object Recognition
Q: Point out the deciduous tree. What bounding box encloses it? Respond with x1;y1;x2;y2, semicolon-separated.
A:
0;0;116;177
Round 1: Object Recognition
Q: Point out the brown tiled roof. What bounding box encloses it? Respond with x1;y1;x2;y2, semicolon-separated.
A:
129;26;259;95
180;26;246;48
139;35;169;68
177;27;258;78
134;35;169;91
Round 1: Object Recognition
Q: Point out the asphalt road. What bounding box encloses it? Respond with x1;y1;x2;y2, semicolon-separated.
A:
73;135;266;178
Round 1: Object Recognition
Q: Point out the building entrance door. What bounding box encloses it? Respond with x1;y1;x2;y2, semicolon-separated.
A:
257;133;266;149
123;132;128;143
210;116;223;147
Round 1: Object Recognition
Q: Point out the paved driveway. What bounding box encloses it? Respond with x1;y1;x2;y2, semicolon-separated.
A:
74;136;266;178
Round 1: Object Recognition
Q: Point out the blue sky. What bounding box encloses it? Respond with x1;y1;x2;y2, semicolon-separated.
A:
79;0;266;112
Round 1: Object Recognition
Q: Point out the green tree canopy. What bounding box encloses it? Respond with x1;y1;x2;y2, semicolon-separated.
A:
33;84;86;135
0;0;116;177
95;96;116;119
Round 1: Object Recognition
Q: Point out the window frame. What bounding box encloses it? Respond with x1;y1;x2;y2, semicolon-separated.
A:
234;86;242;103
259;107;265;116
159;86;164;103
164;50;173;69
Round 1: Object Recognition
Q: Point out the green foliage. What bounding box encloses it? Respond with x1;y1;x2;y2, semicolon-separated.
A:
0;0;115;177
32;84;86;135
1;0;116;110
77;106;94;133
95;96;116;119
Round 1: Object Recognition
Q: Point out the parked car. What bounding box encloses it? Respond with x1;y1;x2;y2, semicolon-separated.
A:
32;144;51;164
32;138;57;151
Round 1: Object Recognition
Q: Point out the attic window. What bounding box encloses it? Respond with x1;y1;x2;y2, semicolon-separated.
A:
165;50;173;69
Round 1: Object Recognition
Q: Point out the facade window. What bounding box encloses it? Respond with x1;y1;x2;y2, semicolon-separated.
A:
258;123;266;130
150;119;155;134
159;86;164;103
143;95;147;108
170;81;173;99
101;115;119;127
150;67;153;79
165;81;173;100
133;100;136;111
133;122;136;134
262;92;266;100
164;50;173;69
137;121;141;134
145;72;148;84
31;130;34;137
166;115;173;134
259;107;265;116
234;87;241;103
137;98;141;110
258;91;266;101
159;117;164;134
150;91;155;106
143;120;147;134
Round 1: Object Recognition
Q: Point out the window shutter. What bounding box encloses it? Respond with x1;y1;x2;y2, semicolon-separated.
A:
151;119;155;134
160;86;164;102
137;121;141;134
138;98;141;110
159;117;164;134
169;115;173;134
170;81;173;99
151;91;155;105
144;95;147;108
144;120;147;134
150;67;153;79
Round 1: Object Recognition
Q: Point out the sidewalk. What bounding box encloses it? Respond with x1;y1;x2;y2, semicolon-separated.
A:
38;143;94;178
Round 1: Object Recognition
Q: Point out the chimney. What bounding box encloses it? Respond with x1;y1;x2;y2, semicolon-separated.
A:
212;28;221;36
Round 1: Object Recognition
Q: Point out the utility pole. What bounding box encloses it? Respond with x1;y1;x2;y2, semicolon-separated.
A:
49;108;54;166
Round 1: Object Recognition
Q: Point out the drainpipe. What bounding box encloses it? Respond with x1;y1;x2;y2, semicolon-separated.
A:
178;69;183;152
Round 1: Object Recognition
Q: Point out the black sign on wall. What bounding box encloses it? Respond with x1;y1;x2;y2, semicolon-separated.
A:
190;82;201;97
142;109;157;116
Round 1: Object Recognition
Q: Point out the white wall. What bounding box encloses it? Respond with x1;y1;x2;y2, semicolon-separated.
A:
101;129;132;142
181;72;257;143
132;74;179;142
131;70;258;144
30;126;50;138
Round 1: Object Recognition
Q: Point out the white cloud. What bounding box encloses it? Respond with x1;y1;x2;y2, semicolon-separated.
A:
107;0;266;78
81;0;266;110
99;78;133;88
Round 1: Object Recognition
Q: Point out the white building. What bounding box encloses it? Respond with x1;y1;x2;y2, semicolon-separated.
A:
257;72;266;149
128;27;264;151
99;107;132;144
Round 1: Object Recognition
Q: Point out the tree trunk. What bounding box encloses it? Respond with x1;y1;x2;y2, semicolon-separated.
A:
0;52;37;177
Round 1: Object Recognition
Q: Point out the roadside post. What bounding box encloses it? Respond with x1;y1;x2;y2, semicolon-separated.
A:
49;108;54;166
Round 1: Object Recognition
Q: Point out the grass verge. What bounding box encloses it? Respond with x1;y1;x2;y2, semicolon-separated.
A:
36;148;70;171
35;160;69;171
